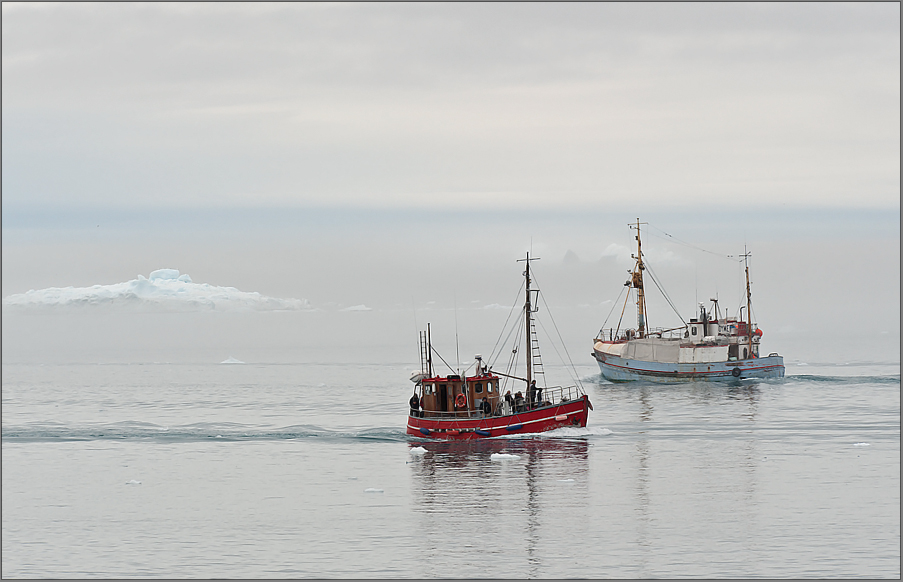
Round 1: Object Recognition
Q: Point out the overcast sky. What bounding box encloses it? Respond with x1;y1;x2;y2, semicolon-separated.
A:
2;3;899;366
3;2;899;212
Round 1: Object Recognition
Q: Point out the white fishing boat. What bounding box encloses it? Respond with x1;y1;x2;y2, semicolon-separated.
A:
593;220;785;382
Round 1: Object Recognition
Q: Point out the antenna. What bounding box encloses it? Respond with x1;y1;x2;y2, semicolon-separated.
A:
454;290;460;375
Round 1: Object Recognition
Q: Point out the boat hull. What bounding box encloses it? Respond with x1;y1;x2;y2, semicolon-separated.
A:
594;350;784;382
406;395;591;440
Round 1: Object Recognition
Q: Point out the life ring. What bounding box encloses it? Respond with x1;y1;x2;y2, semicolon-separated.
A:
455;393;467;408
731;367;741;377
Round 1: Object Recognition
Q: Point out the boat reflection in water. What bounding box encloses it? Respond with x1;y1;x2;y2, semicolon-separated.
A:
406;437;590;577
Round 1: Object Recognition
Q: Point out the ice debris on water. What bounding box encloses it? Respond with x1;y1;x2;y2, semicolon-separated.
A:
410;447;427;455
853;442;870;447
2;268;312;312
557;479;575;482
364;488;384;493
491;453;521;461
221;357;244;364
126;480;141;485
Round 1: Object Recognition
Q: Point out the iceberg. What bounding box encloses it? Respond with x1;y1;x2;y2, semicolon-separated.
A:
3;269;312;312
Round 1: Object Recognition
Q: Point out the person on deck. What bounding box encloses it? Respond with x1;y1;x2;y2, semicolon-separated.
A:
480;397;491;417
528;380;537;409
514;391;526;413
532;381;543;407
409;391;421;417
501;391;513;416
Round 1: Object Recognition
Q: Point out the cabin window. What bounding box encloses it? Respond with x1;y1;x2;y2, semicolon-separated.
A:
475;382;483;394
691;327;697;336
424;384;434;395
487;381;494;392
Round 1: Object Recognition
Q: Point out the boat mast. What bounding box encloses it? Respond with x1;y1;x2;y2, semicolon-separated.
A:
630;219;648;339
525;253;533;386
742;248;752;359
518;252;539;388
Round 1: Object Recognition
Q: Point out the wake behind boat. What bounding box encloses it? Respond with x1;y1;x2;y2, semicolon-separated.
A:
593;220;785;382
407;254;592;440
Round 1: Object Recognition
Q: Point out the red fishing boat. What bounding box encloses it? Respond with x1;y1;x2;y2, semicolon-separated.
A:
406;254;592;440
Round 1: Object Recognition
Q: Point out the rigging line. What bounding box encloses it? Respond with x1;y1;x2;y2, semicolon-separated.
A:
454;291;460;375
535;311;582;393
487;278;526;365
487;285;524;367
615;274;633;337
490;303;526;370
531;272;584;392
643;259;686;325
430;344;457;375
501;314;525;394
645;224;736;261
598;284;628;335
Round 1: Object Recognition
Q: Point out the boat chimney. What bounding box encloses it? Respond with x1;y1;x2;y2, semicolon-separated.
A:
475;354;483;375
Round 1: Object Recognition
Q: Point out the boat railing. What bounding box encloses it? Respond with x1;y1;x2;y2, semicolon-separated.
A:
417;384;584;419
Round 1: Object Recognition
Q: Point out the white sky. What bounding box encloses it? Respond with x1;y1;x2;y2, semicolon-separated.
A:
2;3;899;366
3;2;899;211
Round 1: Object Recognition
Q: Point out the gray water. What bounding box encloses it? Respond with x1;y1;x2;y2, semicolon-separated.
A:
2;357;899;579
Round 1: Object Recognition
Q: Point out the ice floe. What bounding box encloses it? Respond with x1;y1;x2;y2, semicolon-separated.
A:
221;357;245;364
340;304;372;312
126;480;141;485
490;453;521;461
364;488;384;493
545;426;613;437
853;442;870;447
409;446;428;455
3;269;311;312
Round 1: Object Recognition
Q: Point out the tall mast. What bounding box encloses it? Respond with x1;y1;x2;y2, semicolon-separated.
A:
518;252;539;387
742;248;752;359
525;253;533;386
630;219;648;338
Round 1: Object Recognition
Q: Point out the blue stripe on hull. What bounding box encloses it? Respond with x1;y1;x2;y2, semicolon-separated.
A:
596;353;785;383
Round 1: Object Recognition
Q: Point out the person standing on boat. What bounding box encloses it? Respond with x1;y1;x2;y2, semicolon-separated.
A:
409;391;421;418
534;383;543;407
528;380;541;409
480;397;491;417
515;391;526;413
503;391;514;415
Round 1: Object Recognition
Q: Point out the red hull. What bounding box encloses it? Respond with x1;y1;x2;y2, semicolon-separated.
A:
406;395;591;440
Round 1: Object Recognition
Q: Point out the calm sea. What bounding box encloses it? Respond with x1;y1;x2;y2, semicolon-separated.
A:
2;359;899;578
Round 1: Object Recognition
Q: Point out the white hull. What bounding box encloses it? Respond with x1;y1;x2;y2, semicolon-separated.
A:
594;347;785;382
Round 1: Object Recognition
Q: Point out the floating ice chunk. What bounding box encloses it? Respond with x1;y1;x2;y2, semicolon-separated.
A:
221;357;244;364
410;446;427;455
546;426;612;437
215;435;224;438
126;480;141;485
853;442;870;447
491;453;520;461
341;304;372;312
364;488;384;493
557;479;575;482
